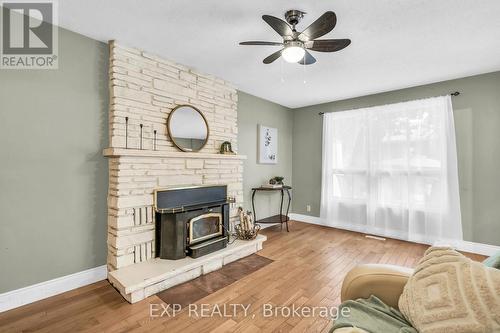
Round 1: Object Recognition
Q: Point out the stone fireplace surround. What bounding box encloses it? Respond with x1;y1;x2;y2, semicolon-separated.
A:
104;41;265;303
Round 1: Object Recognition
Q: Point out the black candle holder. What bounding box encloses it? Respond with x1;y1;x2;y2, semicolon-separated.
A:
125;116;129;149
140;124;143;150
153;130;157;151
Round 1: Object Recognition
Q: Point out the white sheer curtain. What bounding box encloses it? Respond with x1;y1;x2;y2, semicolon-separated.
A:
321;96;463;244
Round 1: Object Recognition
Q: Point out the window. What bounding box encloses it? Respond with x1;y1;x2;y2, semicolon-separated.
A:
321;96;463;244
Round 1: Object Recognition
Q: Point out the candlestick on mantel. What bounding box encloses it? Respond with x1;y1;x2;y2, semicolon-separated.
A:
125;117;129;149
140;124;143;150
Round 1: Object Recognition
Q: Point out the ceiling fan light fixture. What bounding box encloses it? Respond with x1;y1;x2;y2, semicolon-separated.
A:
240;10;349;65
282;42;305;63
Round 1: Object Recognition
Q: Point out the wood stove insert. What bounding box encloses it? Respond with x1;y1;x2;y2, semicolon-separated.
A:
154;185;233;259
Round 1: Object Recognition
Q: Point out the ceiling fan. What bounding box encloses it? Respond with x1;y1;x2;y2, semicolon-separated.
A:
239;10;351;65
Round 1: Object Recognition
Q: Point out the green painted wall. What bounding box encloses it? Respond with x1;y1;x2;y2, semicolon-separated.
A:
292;71;500;246
0;27;109;292
237;91;293;221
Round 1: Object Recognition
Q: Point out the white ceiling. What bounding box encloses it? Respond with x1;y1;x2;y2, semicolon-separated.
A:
58;0;500;108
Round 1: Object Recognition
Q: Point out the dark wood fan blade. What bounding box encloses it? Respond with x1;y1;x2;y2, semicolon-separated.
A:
262;15;293;37
263;49;283;64
299;11;337;41
240;41;283;46
307;39;351;52
298;50;316;65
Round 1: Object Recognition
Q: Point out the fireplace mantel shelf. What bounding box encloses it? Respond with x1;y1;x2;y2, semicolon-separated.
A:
103;148;247;160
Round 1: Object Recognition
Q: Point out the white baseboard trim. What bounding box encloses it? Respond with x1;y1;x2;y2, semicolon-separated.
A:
289;213;324;226
0;265;107;313
457;241;500;257
289;213;500;257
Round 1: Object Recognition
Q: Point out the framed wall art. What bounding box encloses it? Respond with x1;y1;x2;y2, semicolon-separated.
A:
258;124;278;164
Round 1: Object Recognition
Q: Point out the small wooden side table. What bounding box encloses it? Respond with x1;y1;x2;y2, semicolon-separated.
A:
251;186;292;232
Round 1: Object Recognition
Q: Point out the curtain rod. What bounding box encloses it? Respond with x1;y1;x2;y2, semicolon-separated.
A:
318;91;460;116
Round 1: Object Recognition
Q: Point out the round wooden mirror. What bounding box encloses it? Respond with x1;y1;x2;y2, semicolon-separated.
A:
167;105;209;152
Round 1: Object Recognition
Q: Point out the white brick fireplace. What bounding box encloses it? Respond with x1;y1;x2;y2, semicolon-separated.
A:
104;41;265;302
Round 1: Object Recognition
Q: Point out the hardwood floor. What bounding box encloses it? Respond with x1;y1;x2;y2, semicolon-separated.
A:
0;221;486;333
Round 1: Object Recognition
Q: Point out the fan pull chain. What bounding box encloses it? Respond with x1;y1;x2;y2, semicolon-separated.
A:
280;56;285;83
302;47;307;84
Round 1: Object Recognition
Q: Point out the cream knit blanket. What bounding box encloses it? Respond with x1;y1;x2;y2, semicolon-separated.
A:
399;246;500;333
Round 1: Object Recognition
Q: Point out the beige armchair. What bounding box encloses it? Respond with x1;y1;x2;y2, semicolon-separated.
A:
340;264;414;309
